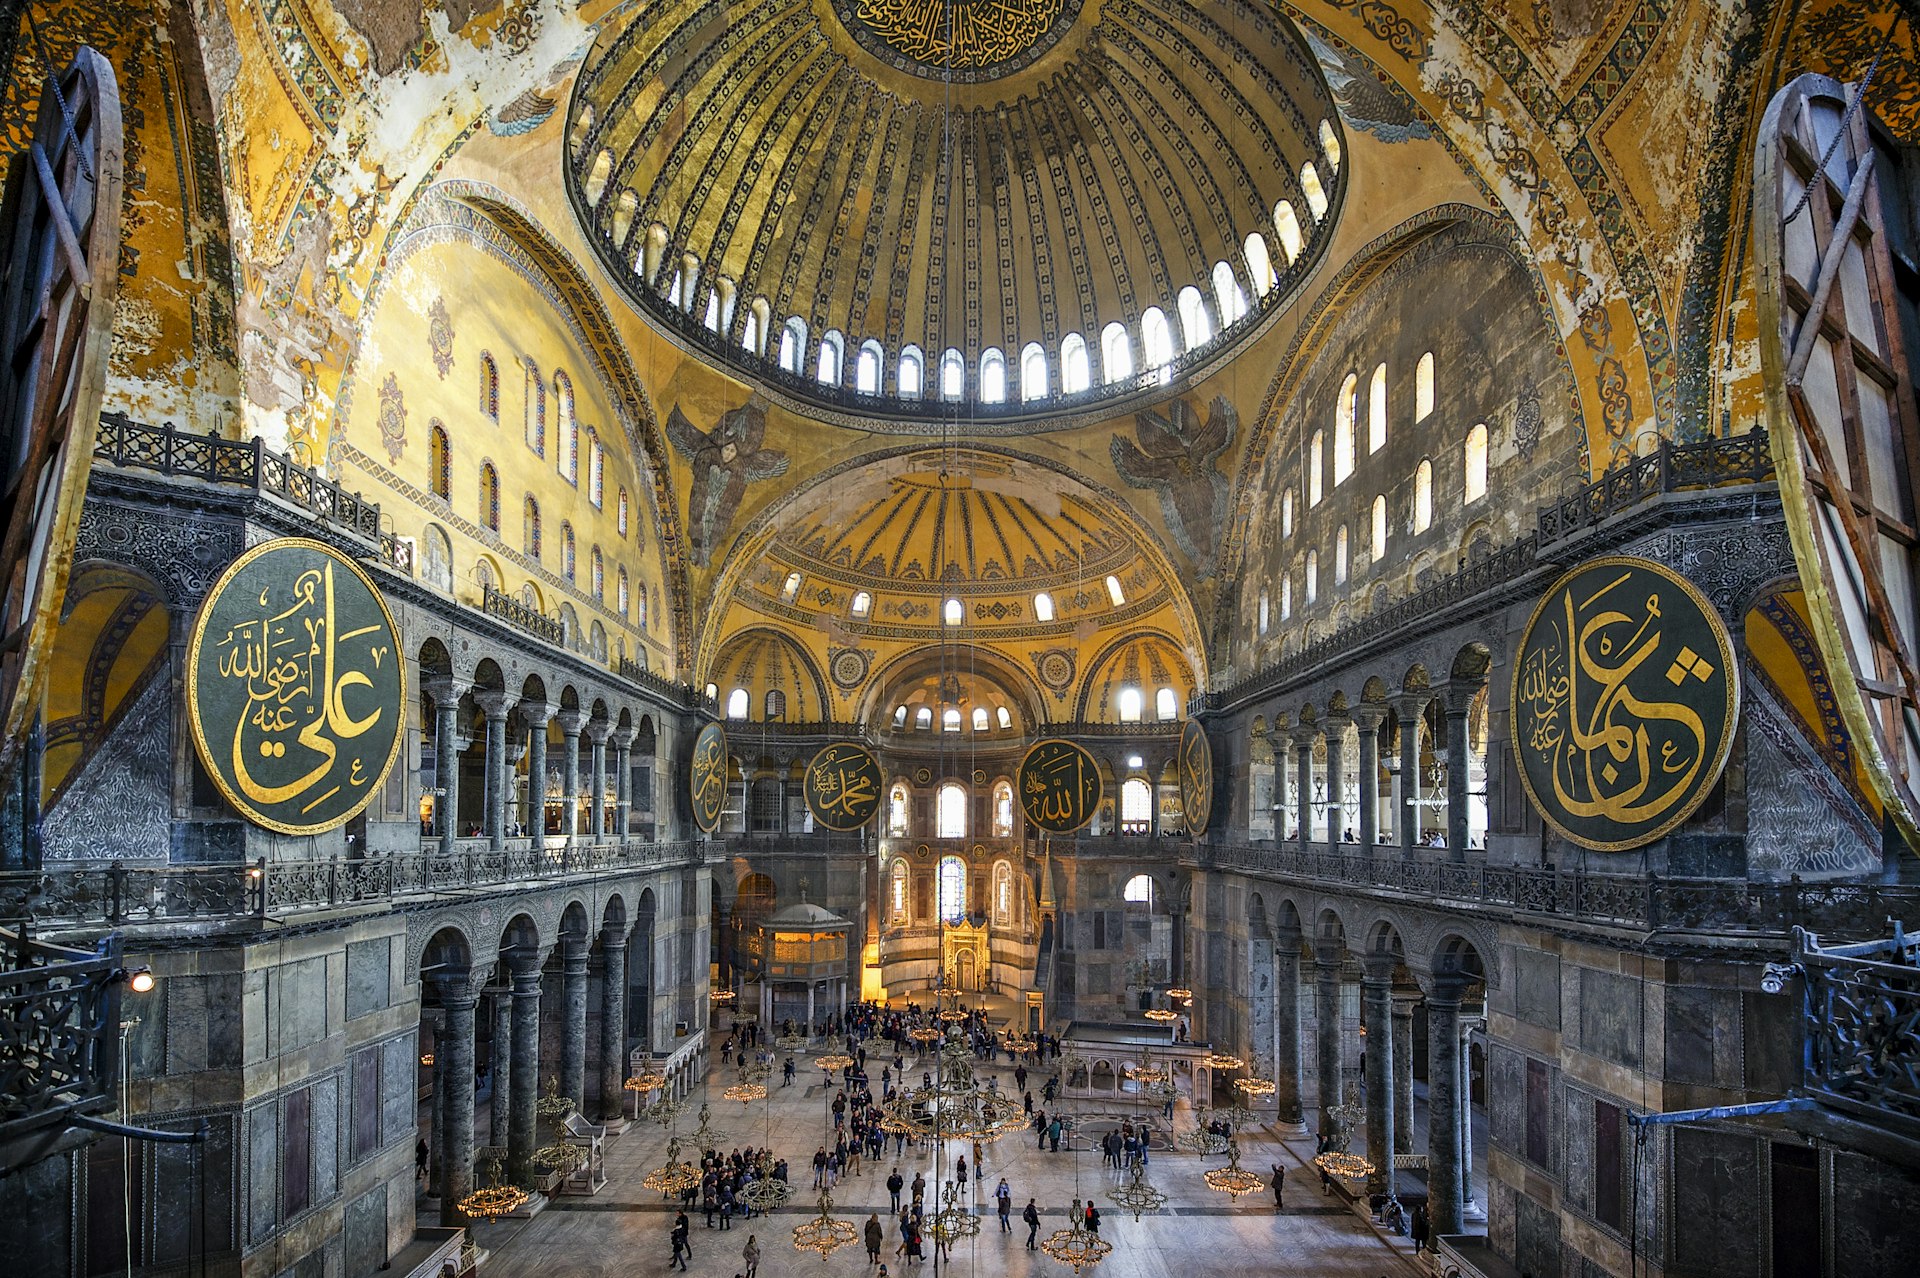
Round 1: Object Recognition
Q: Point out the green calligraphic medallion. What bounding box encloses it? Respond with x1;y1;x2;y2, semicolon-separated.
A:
805;742;884;832
1018;738;1102;834
1179;718;1214;836
689;721;729;834
185;538;406;835
1511;556;1739;852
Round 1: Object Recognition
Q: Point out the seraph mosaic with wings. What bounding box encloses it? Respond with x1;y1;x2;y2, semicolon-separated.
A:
1110;395;1237;571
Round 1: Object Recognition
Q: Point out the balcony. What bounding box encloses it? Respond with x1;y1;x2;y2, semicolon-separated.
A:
0;927;122;1171
1795;924;1920;1139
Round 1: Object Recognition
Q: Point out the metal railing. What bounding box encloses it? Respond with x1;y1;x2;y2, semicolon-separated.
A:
616;657;713;709
0;927;121;1156
482;584;564;645
1198;841;1916;941
93;413;384;543
3;842;702;932
1796;924;1920;1138
1535;430;1774;544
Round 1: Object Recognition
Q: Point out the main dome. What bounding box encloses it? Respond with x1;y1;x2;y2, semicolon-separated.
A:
566;0;1344;423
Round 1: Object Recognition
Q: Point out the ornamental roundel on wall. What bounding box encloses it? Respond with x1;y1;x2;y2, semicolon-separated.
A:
804;742;884;831
185;538;407;835
1510;556;1739;852
1179;718;1215;836
689;721;729;834
1018;738;1102;834
829;647;871;690
1033;648;1075;695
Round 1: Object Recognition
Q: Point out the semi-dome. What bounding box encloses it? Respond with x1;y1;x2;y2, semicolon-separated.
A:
566;0;1344;422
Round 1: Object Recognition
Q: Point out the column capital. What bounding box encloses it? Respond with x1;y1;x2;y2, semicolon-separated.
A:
600;925;628;951
475;688;516;720
1389;691;1430;720
519;697;555;727
1321;709;1352;732
610;724;636;749
1351;704;1387;732
1438;678;1484;716
1288;722;1320;749
1311;935;1347;969
1360;950;1399;984
1419;968;1475;1004
431;971;485;1009
507;946;550;984
424;675;470;704
556;708;588;735
584;719;612;746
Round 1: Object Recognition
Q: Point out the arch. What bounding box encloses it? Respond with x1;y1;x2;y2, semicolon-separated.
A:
1319;118;1343;173
1414;458;1435;532
1021;341;1049;401
428;420;451;499
817;329;845;385
991;779;1015;837
422;524;454;593
888;782;911;837
1141;307;1174;369
479;352;499;421
1072;630;1201;722
554;369;578;483
1119;777;1152;833
980;348;1008;403
1060;333;1090;394
1273;201;1303;263
856;339;884;394
940;348;965;399
1301;162;1328;220
704;626;833;723
1416;351;1436;421
778;317;807;373
1464;423;1490;503
937;853;966;920
1121;874;1155;908
1371;494;1389;556
898;345;925;398
1102;321;1134;383
890;857;911;924
1368;362;1388;454
523;358;546;456
1334;372;1357;485
478;461;499;530
1177;284;1212;349
523;495;542;559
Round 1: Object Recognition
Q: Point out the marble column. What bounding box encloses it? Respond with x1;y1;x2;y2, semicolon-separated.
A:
1313;943;1344;1136
1291;726;1315;847
1459;1015;1482;1208
427;1012;446;1197
1392;694;1425;853
426;677;466;855
557;709;586;847
1442;682;1479;860
599;929;629;1122
491;992;512;1147
613;729;633;845
437;978;479;1226
476;690;513;852
1355;707;1383;853
520;699;552;846
1392;997;1416;1155
1323;714;1348;849
1425;974;1468;1236
560;934;590;1108
508;956;543;1187
586;721;609;844
1273;931;1304;1126
1361;956;1396;1199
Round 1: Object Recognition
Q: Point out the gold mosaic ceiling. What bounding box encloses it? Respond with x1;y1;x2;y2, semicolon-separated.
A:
566;0;1343;418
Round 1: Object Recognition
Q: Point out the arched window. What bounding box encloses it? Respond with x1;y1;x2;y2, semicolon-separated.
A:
587;430;604;507
1033;591;1055;622
1335;525;1349;584
764;689;786;720
1102;321;1133;383
584;150;613;204
937;853;966;918
1372;494;1389;554
743;298;770;355
996;706;1012;729
641;225;668;287
1212;261;1247;325
817;330;844;385
1281;574;1293;620
1369;362;1388;454
1274;201;1304;263
942;707;962;733
855;340;883;394
1334;373;1356;485
561;522;576;580
937;787;968;840
1117;686;1144;722
889;785;911;836
617;488;629;537
1122;873;1154;906
704;682;718;703
524;496;542;559
1141;307;1174;369
1061;334;1090;394
915;706;933;730
1319;118;1342;173
1177;285;1212;349
991;781;1014;837
726;688;749;720
555;371;578;483
1416;351;1435;421
668;256;695;310
781;571;803;602
1301;162;1328;220
636;585;648;627
940;348;965;399
980;348;1007;403
1306;549;1319;604
617;568;629;617
891;859;910;922
429;421;450;499
850;590;872;618
971;707;989;732
1258;588;1270;635
893;705;908;729
1414;459;1434;532
778;318;807;373
591;546;604;600
1308;430;1324;506
1120;778;1152;832
1245;232;1275;297
1106;574;1125;606
479;462;499;530
944;598;963;626
479;353;499;421
1282;488;1295;537
898;346;924;398
1465;423;1490;503
706;276;736;334
1156;687;1178;721
1021;342;1048;401
992;861;1013;924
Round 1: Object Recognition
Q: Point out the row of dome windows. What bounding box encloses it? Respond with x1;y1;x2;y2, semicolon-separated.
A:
585;124;1341;404
777;572;1127;620
1257;424;1491;633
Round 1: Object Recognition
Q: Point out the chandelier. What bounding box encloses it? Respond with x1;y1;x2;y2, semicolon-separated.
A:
927;1182;981;1245
457;1160;529;1219
710;987;737;1004
534;1077;575;1122
1125;1046;1170;1087
1176;1124;1229;1156
1165;987;1193;1003
641;1136;700;1197
723;1082;768;1104
1202;1141;1265;1199
1003;1035;1039;1056
624;1069;666;1095
643;1093;687;1127
531;1139;587;1173
775;1029;810;1053
791;1189;859;1259
1235;1076;1277;1098
815;1035;855;1073
909;1026;944;1046
1143;1007;1178;1023
689;1102;721;1154
1039;1200;1113;1274
1311;1094;1374;1182
1108;1161;1168;1221
1202;1052;1245;1072
738;1162;793;1213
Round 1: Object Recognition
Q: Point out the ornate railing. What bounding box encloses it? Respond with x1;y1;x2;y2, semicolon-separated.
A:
1197;841;1916;940
93;413;384;542
1;842;702;932
1535;430;1774;544
1795;924;1920;1138
0;927;121;1157
481;584;564;645
614;657;710;709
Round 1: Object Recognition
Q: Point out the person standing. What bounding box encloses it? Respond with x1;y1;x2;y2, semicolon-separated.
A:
887;1167;904;1213
1023;1198;1040;1250
865;1214;884;1263
1412;1203;1431;1252
742;1234;760;1278
1270;1164;1285;1211
995;1178;1012;1232
670;1215;691;1271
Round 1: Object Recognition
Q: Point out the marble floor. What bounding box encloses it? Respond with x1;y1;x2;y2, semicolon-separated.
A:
471;1039;1430;1278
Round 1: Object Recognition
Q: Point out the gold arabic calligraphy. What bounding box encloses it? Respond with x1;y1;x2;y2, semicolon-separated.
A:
1021;740;1100;831
851;0;1065;69
807;745;881;828
691;725;728;831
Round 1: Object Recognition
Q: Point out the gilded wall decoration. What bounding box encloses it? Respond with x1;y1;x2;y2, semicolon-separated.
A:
1032;649;1076;696
427;296;455;378
1110;395;1237;570
829;648;873;691
377;372;408;461
665;398;790;568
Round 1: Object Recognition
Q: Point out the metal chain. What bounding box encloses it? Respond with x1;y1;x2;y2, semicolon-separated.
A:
22;9;95;186
1781;13;1900;229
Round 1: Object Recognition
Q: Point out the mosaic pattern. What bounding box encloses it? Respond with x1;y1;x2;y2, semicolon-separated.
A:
834;0;1080;79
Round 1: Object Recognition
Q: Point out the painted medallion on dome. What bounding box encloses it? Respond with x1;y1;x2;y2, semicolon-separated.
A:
835;0;1081;79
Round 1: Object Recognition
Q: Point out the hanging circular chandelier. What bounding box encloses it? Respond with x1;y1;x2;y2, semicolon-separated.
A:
534;1077;575;1122
689;1103;722;1154
641;1136;700;1197
1313;1149;1374;1181
1202;1052;1245;1072
740;1058;772;1084
791;1189;860;1259
531;1140;588;1173
1165;987;1193;1003
1108;1161;1168;1221
927;1183;981;1245
1203;1142;1266;1200
1003;1035;1039;1056
642;1094;686;1127
710;988;737;1004
738;1168;793;1214
624;1070;667;1095
1235;1076;1277;1098
724;1082;768;1104
909;1026;944;1046
775;1030;810;1053
457;1160;530;1219
1039;1204;1114;1274
1177;1125;1229;1156
1143;1007;1178;1023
